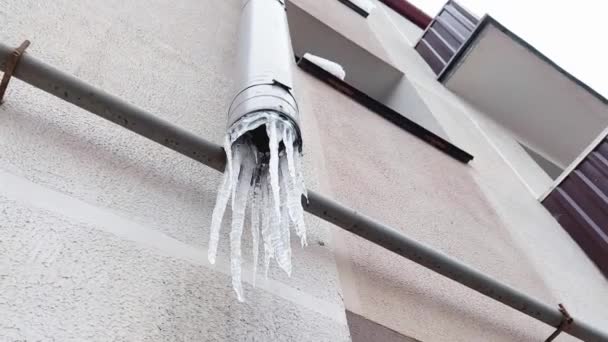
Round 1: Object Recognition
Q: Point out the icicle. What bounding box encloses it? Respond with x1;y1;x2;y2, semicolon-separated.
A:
230;145;255;301
260;170;273;277
283;126;297;181
249;177;260;286
283;126;307;246
208;137;234;265
279;155;292;276
267;119;282;224
207;111;308;300
230;143;245;208
269;151;290;275
294;149;308;201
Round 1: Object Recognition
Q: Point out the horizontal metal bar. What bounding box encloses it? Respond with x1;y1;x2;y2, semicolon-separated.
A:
1;42;607;341
0;43;226;173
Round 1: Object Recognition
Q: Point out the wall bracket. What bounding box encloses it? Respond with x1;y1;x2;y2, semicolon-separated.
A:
545;304;573;341
0;40;30;104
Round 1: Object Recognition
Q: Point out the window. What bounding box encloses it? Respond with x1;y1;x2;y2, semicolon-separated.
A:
542;135;608;279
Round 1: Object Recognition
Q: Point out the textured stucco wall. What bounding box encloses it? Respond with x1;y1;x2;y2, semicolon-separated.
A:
3;0;608;341
0;0;350;341
309;3;608;341
302;70;560;341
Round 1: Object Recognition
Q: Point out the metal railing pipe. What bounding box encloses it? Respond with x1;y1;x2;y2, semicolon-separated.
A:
1;42;607;341
0;43;226;172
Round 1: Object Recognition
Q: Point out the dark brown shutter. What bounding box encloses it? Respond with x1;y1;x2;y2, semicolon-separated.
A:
415;0;479;75
543;136;608;278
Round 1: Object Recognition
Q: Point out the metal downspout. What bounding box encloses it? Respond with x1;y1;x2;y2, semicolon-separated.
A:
229;0;301;149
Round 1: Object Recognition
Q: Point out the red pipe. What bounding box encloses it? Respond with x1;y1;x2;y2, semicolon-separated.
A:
379;0;432;29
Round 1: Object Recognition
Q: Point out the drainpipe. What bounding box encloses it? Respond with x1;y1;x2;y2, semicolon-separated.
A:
207;0;308;301
228;0;301;150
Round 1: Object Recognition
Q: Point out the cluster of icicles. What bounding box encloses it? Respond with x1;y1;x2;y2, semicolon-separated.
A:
207;111;307;301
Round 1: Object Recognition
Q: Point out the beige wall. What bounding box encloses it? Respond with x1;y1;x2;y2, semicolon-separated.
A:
301;70;557;341
297;0;608;341
0;0;351;340
2;0;608;341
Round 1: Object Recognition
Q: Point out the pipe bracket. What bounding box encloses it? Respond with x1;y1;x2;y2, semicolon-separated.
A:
545;304;573;341
0;40;30;104
273;79;292;91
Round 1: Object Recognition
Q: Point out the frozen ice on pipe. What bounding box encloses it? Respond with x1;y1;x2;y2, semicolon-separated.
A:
303;53;346;80
208;0;308;303
208;112;308;302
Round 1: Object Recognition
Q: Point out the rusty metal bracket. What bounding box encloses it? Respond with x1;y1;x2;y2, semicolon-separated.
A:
545;304;573;341
0;40;30;104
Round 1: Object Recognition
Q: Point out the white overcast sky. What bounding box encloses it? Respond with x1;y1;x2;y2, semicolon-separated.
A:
409;0;608;97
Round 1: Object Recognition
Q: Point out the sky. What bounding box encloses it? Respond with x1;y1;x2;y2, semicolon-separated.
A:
409;0;608;98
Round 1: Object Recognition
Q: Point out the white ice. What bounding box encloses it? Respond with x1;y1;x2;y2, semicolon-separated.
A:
207;111;307;301
303;53;346;80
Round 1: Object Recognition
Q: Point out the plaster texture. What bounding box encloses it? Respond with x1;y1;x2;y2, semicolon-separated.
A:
2;0;608;341
0;0;349;340
319;3;608;340
303;70;558;341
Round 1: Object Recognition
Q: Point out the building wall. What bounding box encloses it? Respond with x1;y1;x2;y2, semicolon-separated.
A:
0;0;350;341
300;0;608;341
1;1;608;342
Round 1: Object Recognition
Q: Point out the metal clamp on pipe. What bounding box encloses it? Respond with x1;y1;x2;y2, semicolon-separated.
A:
0;40;30;104
545;304;573;341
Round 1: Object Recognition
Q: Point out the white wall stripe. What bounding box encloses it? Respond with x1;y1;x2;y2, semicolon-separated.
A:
0;168;347;325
